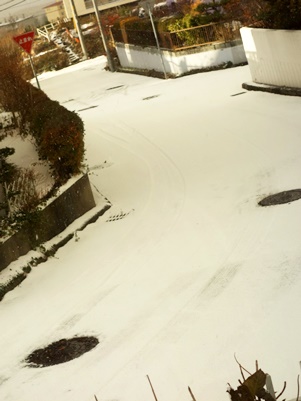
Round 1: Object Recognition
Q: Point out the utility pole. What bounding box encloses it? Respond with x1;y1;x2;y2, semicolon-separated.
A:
68;0;88;60
91;0;115;72
139;0;167;79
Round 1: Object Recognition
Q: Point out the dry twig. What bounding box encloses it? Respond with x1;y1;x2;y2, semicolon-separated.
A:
188;386;197;401
234;354;252;380
276;381;287;400
147;374;159;401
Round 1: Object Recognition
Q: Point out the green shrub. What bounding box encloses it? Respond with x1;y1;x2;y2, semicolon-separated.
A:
111;17;158;47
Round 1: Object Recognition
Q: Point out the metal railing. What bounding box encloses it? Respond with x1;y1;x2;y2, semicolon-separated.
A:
161;22;242;51
84;0;121;9
112;22;242;51
37;21;60;41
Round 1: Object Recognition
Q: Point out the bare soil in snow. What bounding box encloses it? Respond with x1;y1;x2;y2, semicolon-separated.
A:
25;336;99;367
258;189;301;206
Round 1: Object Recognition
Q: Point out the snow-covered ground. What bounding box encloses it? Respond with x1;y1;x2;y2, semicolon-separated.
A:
1;56;301;401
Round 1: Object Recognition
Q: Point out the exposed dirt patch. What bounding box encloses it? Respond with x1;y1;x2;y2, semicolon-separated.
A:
25;336;99;367
259;189;301;206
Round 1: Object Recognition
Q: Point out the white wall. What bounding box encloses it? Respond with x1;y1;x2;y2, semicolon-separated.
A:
240;27;301;89
116;42;247;76
45;3;66;22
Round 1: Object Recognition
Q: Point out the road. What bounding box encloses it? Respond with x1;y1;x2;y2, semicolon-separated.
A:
1;58;301;401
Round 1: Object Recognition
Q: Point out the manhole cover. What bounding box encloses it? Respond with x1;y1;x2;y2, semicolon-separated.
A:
258;189;301;206
25;336;99;367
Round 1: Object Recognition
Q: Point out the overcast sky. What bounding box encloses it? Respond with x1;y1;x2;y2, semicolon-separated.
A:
0;0;54;22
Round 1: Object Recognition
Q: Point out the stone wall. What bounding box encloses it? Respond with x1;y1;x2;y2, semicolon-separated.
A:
0;174;96;272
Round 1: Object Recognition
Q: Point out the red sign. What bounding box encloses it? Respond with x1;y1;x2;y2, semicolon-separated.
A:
13;31;35;54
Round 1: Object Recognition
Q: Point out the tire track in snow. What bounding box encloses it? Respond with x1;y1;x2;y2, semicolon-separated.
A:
89;116;187;249
0;113;188;400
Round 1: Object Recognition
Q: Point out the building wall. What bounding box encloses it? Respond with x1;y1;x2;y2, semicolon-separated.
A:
240;27;301;89
115;40;247;76
63;0;136;18
45;2;66;22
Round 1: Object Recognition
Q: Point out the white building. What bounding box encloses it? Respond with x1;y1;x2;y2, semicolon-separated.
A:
44;1;67;23
62;0;137;18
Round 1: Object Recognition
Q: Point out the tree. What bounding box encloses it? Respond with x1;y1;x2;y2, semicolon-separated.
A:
259;0;301;29
222;0;267;26
196;0;225;24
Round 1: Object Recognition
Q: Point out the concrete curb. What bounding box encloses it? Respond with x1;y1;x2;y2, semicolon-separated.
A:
0;203;111;302
242;82;301;97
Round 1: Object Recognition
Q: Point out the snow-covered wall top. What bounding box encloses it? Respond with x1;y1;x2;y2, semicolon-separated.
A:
0;174;96;272
240;27;301;89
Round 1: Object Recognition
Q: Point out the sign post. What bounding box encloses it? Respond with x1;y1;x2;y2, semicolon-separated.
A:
91;0;115;72
13;31;41;90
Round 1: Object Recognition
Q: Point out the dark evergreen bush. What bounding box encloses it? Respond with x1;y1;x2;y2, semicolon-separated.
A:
29;98;85;183
111;17;158;47
259;0;301;29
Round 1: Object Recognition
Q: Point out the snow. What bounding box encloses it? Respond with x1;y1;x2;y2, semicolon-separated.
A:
1;132;54;194
1;56;301;401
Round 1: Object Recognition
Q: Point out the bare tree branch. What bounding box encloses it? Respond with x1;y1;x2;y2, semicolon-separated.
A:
234;354;252;379
296;375;300;401
276;382;286;400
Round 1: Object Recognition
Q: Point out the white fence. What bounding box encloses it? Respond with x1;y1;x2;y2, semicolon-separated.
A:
37;22;60;41
240;27;301;89
115;41;247;76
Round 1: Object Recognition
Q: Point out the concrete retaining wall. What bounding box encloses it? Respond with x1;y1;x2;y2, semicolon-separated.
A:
116;40;247;76
0;174;96;271
240;27;301;89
